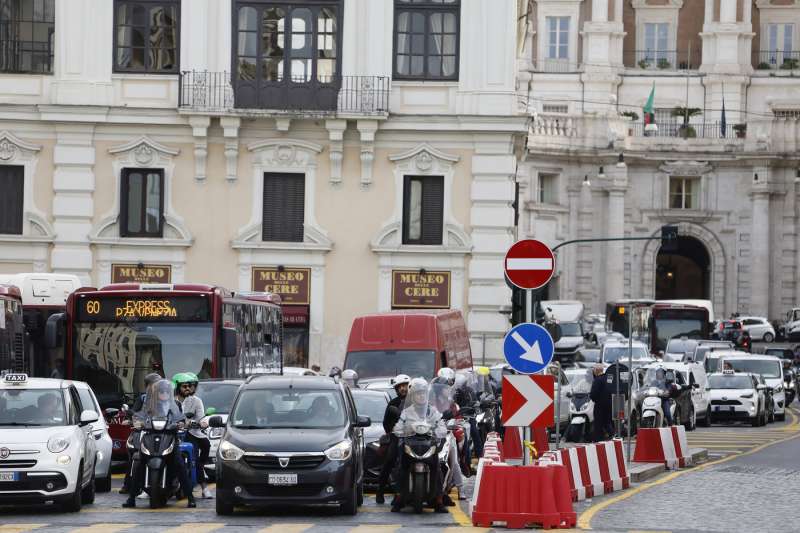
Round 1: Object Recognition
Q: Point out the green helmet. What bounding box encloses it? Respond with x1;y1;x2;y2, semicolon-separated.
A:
172;372;198;389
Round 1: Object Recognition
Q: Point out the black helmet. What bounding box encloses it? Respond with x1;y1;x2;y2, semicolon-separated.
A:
329;366;342;378
144;372;161;388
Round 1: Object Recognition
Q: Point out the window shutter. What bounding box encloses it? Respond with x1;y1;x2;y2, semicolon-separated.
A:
421;176;444;245
0;165;23;234
263;173;305;242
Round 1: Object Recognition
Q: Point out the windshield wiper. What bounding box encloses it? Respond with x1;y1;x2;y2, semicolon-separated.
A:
0;422;43;427
234;425;262;429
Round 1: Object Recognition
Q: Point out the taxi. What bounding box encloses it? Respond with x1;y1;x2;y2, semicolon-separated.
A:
0;373;99;511
707;370;768;426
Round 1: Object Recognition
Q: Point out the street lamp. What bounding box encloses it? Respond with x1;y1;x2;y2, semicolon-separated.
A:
795;169;800;183
583;174;591;187
616;153;626;168
598;166;606;179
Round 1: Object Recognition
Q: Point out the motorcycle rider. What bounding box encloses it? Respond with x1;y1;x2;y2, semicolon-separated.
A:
653;368;676;426
392;377;448;514
123;379;196;509
341;369;359;388
452;373;475;467
174;372;213;499
121;372;162;495
431;372;463;504
375;373;410;505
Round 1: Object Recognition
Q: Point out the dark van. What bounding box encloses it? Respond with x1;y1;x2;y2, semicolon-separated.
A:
343;310;473;380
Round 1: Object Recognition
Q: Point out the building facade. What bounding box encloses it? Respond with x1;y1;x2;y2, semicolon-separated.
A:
519;0;800;322
0;0;528;369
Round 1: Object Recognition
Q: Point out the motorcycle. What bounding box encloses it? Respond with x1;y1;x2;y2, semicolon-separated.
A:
784;372;796;405
639;387;674;428
564;370;594;443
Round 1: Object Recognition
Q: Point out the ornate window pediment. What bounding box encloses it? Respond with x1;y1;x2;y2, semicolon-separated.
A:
658;160;713;176
107;136;180;167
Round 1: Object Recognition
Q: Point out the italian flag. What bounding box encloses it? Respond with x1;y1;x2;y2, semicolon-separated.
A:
643;83;657;131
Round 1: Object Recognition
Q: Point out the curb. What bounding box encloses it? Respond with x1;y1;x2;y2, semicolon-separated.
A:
629;462;665;482
690;447;708;464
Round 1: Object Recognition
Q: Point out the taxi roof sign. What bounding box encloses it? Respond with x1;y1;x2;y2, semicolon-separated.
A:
3;373;28;384
723;369;735;375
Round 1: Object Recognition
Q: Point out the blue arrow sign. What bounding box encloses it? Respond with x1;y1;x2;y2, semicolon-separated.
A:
503;322;555;374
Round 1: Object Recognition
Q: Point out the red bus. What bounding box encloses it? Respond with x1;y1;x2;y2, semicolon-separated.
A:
0;285;26;374
46;283;283;408
649;303;710;355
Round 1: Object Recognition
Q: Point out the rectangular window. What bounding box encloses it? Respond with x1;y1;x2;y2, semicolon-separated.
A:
394;0;459;80
114;0;179;73
0;0;55;74
644;23;669;59
669;177;698;210
546;16;569;60
262;173;305;242
120;168;164;237
542;104;568;114
0;165;23;234
402;175;444;245
537;173;558;205
765;23;794;67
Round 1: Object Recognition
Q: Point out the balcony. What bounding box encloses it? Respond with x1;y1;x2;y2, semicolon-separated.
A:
623;50;700;71
178;71;390;116
629;121;741;139
753;50;800;72
531;59;582;74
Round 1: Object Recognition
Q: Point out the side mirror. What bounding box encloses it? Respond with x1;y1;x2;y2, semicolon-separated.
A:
104;408;119;418
355;415;371;428
565;391;573;398
221;327;237;358
692;383;700;389
208;415;225;428
80;410;99;426
44;312;66;349
205;407;217;416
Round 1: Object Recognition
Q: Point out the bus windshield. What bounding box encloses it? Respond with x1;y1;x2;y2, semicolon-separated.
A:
344;350;436;380
653;318;705;352
72;322;213;407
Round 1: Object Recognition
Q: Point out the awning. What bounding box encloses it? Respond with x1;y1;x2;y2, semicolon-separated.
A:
282;305;309;327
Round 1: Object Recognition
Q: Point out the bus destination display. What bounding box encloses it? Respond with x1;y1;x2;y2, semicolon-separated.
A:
77;296;211;322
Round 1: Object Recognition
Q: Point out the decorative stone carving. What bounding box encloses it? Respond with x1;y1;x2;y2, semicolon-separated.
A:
0;140;17;161
658;160;713;176
188;116;211;182
108;136;180;165
249;139;323;169
133;144;155;165
326;119;346;185
357;120;378;188
0;131;42;161
221;117;241;182
416;151;434;171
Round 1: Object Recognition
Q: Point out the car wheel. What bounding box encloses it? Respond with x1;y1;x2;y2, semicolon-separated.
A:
216;496;234;516
751;414;760;427
340;480;358;516
95;474;112;493
685;405;696;431
61;462;83;512
700;407;711;427
776;412;786;422
357;480;364;507
763;332;774;343
81;468;96;504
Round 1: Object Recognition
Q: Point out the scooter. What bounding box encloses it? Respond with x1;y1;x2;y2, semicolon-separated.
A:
399;423;447;513
564;391;593;442
639;387;674;428
135;413;195;508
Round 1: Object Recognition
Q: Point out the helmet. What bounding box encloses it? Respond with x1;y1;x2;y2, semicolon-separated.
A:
408;377;429;407
172;372;198;391
145;379;179;417
391;374;411;389
329;366;342;378
454;373;467;389
144;372;161;388
341;369;359;388
436;367;455;386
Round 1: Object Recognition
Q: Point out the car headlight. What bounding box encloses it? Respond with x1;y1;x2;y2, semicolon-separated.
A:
209;427;225;440
324;440;352;461
741;392;753;398
47;436;70;454
368;441;381;450
219;440;244;461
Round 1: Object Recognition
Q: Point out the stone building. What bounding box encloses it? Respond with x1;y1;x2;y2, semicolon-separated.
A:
0;0;527;368
519;0;800;321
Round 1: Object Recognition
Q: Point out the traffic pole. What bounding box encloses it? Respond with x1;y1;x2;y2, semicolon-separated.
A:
523;288;532;465
554;361;561;450
626;303;634;467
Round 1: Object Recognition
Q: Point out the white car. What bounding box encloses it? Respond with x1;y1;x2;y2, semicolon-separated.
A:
600;341;654;368
739;316;776;343
70;381;112;492
719;354;786;421
0;373;98;511
707;371;768;426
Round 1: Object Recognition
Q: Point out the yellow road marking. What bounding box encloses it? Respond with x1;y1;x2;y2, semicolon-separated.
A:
448;488;474;527
578;422;800;529
69;525;136;533
257;525;313;533
111;474;125;479
0;526;47;533
160;524;225;533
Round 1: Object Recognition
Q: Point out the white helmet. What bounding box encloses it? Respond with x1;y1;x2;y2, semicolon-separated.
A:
437;367;455;385
391;374;411;389
408;377;429;406
341;369;359;388
454;373;467;389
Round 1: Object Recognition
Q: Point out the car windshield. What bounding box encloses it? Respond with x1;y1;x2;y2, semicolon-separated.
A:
231;389;346;429
666;339;698;354
603;346;649;363
578;349;600;363
559;322;582;337
344;350;436;380
0;388;67;426
708;375;753;389
693;346;711;362
195;382;240;414
352;392;388;424
72;322;213;407
724;359;782;379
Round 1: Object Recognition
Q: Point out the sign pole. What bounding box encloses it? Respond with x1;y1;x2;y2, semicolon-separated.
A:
626;304;634;466
523;288;533;466
554;361;561;450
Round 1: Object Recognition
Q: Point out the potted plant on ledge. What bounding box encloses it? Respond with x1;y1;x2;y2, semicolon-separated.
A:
620;111;639;135
671;106;702;138
733;124;747;138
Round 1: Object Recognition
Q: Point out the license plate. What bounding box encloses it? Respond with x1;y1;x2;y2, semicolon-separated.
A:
0;472;18;482
113;440;122;449
268;473;297;486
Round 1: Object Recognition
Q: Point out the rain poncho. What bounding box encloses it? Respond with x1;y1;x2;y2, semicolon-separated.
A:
136;379;184;422
393;378;447;439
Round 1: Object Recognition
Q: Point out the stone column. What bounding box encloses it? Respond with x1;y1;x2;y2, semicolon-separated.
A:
750;187;771;317
720;0;736;23
51;124;96;285
615;0;623;23
704;0;714;24
592;0;608;22
605;185;626;303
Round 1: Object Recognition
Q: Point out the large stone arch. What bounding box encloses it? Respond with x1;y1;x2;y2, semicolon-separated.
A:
641;222;726;315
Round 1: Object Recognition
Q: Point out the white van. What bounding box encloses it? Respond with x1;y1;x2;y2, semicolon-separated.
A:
718;354;786;421
656;361;711;427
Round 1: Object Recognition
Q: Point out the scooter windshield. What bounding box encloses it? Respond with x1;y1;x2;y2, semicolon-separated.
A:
394;380;446;438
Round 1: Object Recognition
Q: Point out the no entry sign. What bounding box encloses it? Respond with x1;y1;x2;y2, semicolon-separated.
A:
504;239;555;290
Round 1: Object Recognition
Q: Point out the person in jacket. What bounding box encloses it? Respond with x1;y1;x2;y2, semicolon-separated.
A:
174;372;212;499
375;373;410;505
590;364;612;442
120;372;162;495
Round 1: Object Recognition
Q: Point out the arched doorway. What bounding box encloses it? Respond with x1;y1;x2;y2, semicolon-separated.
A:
655;236;710;299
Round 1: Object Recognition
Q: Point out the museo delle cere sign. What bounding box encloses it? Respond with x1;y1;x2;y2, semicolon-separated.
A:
251;267;311;305
392;270;451;309
111;264;172;284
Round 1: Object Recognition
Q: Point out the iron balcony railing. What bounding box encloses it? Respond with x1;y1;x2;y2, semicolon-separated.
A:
0;38;53;74
531;58;582;73
178;71;390;115
623;50;700;71
630;121;742;139
753;50;800;71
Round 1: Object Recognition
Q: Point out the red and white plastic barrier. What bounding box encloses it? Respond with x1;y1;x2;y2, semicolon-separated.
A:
553;439;630;501
632;426;692;469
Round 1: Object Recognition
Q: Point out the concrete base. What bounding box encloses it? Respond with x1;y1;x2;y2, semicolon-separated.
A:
690;448;709;464
629;462;665;482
